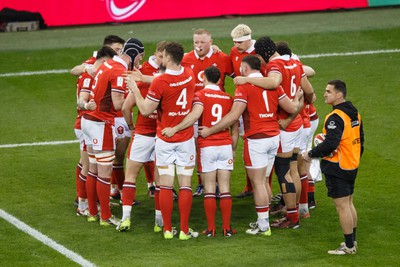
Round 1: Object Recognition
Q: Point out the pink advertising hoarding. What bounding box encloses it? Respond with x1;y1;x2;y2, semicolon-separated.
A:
0;0;368;27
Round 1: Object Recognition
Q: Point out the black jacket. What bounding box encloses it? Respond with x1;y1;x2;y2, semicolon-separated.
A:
309;101;364;180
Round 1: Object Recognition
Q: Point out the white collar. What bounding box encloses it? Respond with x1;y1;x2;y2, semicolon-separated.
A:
194;47;213;59
245;40;256;53
204;84;220;91
247;72;263;78
148;55;160;69
113;55;128;69
165;66;184;75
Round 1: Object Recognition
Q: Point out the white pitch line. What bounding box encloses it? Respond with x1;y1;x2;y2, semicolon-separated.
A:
300;49;400;59
0;209;96;267
0;140;79;148
0;49;399;78
0;69;69;77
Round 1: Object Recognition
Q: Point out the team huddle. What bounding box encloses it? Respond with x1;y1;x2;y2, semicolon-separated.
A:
72;24;363;255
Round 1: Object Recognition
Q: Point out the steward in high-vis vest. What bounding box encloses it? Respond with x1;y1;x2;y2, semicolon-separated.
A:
302;79;364;255
309;102;364;180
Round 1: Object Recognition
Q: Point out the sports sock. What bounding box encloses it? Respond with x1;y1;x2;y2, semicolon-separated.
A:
77;173;87;198
76;163;82;197
159;186;173;232
154;186;161;211
344;233;354;248
219;193;232;230
112;164;125;191
144;161;155;184
299;174;309;212
178;186;192;234
256;205;270;230
308;180;315;202
97;176;111;220
204;193;216;230
286;207;299;223
86;171;98;216
122;182;136;207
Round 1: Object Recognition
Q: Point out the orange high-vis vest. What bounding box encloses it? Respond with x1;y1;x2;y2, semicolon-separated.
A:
323;109;362;170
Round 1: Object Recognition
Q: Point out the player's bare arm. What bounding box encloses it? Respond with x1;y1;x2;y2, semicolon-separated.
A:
300;75;315;104
125;76;158;117
121;93;136;131
161;104;204;138
77;91;96;111
230;121;239;160
278;89;304;129
70;64;95;77
233;72;282;89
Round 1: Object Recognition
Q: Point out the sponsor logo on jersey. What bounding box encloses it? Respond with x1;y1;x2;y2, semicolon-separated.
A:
168;110;190;116
197;70;205;82
106;0;146;20
169;76;192;87
259;113;274;118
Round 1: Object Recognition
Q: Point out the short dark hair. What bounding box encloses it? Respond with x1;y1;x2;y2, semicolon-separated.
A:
275;41;292;56
96;46;117;59
204;66;221;84
164;42;184;65
241;55;261;71
254;36;276;63
103;35;125;46
328;79;347;98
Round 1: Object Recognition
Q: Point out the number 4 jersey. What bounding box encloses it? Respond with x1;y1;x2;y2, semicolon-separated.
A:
146;66;196;143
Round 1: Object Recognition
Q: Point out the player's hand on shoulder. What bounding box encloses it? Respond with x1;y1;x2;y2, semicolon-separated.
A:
233;76;247;85
211;44;221;54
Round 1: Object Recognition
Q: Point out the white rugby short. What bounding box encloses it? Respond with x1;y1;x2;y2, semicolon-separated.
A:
81;117;116;151
299;126;312;153
309;118;320;150
74;128;86;151
155;137;196;167
278;127;302;153
198;145;234;173
115;116;131;139
193;122;199;138
127;134;155;162
244;136;279;171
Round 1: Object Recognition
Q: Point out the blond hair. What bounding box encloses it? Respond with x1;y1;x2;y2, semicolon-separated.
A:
194;28;211;36
231;24;252;39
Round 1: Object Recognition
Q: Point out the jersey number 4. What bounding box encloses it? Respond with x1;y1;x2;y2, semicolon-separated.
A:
176;88;187;109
